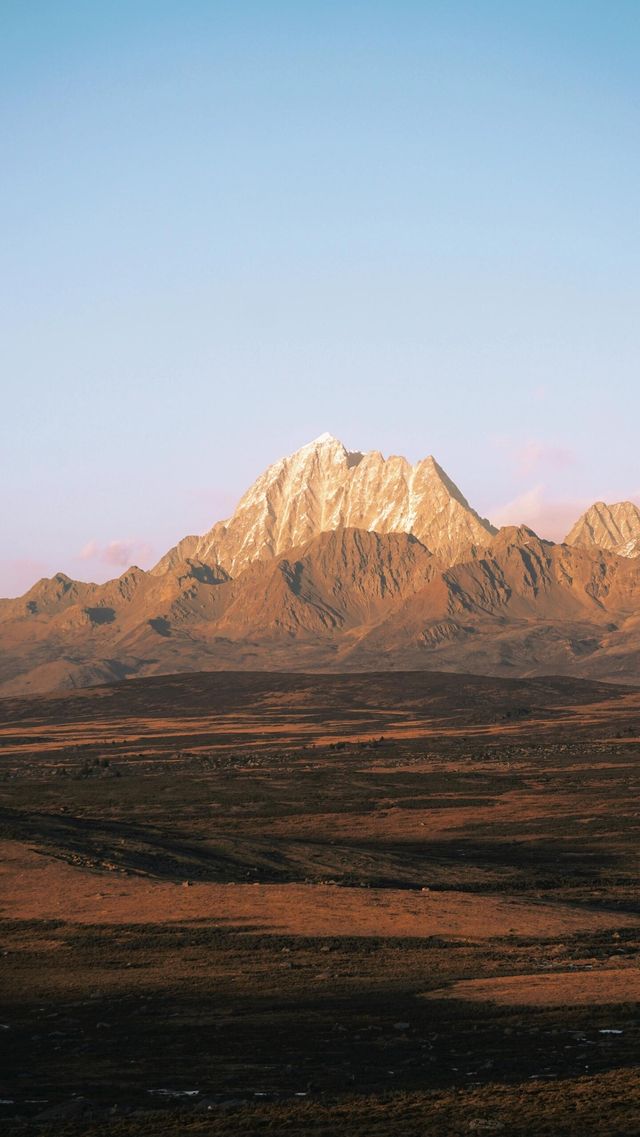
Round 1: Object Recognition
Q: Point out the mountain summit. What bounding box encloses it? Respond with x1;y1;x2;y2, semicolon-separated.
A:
154;434;495;576
565;501;640;559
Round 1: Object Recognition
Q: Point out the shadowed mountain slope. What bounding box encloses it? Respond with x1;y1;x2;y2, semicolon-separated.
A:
1;524;639;694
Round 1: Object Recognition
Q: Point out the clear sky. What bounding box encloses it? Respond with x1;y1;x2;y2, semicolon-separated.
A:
2;1;639;596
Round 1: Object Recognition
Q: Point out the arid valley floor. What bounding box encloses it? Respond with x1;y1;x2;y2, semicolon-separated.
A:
1;670;640;1135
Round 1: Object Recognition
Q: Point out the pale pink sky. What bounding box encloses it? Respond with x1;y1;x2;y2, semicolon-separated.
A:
3;3;640;596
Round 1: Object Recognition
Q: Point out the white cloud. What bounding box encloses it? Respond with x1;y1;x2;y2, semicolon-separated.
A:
79;539;154;568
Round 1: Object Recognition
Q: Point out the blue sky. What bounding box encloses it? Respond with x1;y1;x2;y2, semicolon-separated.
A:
1;1;639;594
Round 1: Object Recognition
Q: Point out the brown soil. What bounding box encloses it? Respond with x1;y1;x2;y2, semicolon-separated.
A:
4;840;638;941
1;669;640;1135
425;969;640;1006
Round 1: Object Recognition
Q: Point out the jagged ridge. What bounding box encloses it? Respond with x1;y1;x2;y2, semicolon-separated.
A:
153;433;495;575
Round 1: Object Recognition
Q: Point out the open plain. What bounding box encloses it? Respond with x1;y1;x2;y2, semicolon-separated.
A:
1;669;640;1136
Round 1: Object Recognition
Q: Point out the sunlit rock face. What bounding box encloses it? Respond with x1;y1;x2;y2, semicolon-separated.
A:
565;501;640;559
154;433;495;577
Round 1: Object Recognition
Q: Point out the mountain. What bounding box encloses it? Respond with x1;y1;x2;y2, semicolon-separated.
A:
213;528;436;638
1;436;639;695
349;525;640;676
1;525;639;695
205;524;640;680
152;433;496;575
565;501;640;558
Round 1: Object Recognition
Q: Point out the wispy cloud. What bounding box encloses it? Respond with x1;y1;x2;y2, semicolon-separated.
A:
79;539;154;568
491;485;589;542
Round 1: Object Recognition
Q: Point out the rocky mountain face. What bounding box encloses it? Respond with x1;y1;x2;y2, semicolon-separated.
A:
350;525;640;676
566;501;640;558
153;433;495;575
1;436;639;695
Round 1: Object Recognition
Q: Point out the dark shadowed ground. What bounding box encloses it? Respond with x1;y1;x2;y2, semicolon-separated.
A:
1;670;640;1136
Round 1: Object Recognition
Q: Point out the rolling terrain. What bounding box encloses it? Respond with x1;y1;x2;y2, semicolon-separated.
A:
1;668;640;1135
